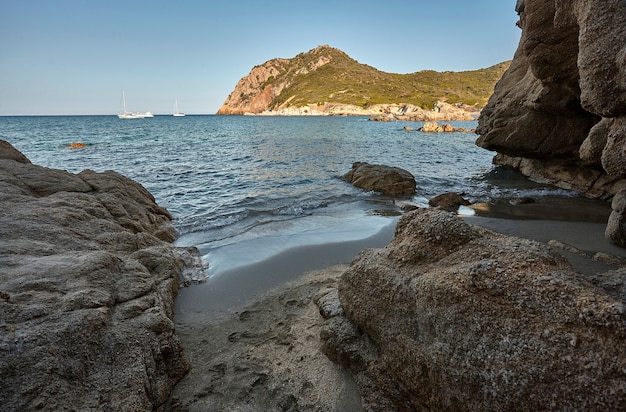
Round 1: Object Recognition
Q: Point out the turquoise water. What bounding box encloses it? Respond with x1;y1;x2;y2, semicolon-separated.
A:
1;115;571;277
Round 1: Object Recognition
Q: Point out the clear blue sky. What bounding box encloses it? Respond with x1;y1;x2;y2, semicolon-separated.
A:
0;1;521;115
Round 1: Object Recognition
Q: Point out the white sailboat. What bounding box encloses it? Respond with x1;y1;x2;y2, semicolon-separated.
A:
117;91;153;119
173;99;185;117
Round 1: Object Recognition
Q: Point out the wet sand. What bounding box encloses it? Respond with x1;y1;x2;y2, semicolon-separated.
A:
168;197;626;411
174;219;398;326
167;220;398;411
167;264;362;411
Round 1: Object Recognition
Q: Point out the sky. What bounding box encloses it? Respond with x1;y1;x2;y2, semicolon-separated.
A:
0;1;521;116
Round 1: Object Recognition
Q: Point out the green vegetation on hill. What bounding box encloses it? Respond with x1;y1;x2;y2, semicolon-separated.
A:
264;46;510;110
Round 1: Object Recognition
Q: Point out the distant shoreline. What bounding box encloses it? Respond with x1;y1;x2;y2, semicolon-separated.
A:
233;101;480;121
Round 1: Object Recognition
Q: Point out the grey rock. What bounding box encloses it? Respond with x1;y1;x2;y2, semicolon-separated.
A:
342;162;416;196
607;189;626;247
320;209;626;410
0;141;189;411
580;117;612;165
428;192;471;210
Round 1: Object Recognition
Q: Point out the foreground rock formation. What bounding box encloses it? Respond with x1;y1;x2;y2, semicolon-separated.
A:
342;162;416;196
0;141;189;410
319;208;626;410
475;0;626;243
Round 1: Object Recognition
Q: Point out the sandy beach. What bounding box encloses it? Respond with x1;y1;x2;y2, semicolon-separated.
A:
166;197;626;411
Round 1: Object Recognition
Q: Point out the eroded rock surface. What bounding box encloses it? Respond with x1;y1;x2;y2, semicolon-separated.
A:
475;0;626;243
0;141;189;410
319;208;626;411
342;162;416;196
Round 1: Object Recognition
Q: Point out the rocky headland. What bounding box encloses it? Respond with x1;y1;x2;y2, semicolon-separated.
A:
0;141;190;410
217;45;508;118
476;0;626;244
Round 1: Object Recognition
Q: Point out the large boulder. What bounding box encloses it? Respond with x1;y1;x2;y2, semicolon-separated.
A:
476;0;626;244
342;162;416;196
0;141;189;410
319;208;626;411
476;0;599;161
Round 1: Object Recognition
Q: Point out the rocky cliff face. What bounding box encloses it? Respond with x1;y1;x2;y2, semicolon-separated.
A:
476;0;626;199
216;58;292;115
319;209;626;410
217;46;335;115
0;141;190;410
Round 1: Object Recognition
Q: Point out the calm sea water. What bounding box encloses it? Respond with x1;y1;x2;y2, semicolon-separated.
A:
1;115;571;277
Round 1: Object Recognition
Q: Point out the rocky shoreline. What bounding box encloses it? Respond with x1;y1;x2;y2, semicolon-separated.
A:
3;1;626;409
3;138;626;410
168;205;626;411
241;101;479;121
0;141;189;410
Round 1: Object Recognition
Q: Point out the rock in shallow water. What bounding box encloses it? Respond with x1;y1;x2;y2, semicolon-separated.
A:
428;192;471;211
342;161;416;196
0;141;189;410
319;208;626;411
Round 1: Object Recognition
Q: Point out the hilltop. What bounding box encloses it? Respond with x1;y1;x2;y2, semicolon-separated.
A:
217;45;510;117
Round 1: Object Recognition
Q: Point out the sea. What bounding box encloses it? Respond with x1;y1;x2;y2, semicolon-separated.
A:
1;114;581;316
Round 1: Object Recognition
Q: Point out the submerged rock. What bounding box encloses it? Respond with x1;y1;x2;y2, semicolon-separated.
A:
319;208;626;410
428;192;471;210
342;162;416;196
0;141;189;410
